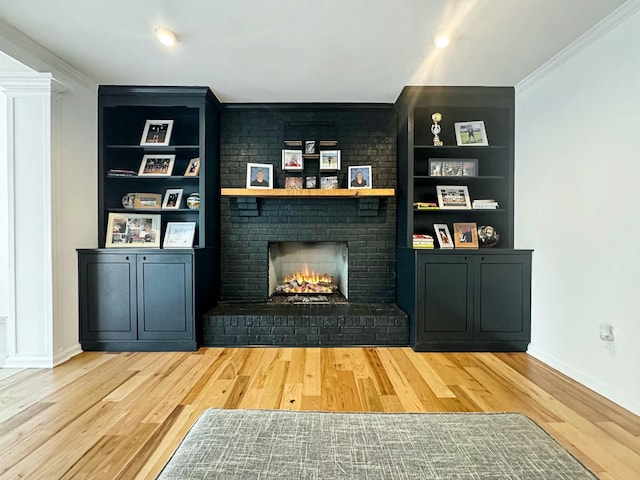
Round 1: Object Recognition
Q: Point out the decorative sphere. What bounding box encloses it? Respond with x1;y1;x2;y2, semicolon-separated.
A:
122;193;136;209
477;225;499;247
186;193;200;210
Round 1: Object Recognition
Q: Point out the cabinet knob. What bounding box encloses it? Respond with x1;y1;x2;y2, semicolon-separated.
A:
482;256;485;261
143;256;147;261
125;256;129;261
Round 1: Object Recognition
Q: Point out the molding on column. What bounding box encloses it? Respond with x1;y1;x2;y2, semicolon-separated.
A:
0;72;53;93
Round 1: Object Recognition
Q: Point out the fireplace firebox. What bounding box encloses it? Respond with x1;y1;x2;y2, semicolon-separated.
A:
268;242;348;299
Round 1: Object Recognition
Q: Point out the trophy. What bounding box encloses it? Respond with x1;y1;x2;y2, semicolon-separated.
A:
431;112;443;146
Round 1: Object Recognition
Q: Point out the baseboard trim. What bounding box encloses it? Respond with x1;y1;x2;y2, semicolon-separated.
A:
53;343;83;366
527;343;640;417
3;353;55;369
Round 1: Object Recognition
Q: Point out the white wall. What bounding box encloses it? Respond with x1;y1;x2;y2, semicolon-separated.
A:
0;26;97;367
515;1;640;415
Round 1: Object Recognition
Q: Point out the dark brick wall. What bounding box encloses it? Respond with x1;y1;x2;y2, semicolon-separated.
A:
219;106;397;303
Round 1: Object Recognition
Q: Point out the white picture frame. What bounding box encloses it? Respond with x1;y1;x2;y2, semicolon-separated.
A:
105;213;161;248
436;185;472;209
282;149;303;171
454;121;489;146
162;188;184;209
434;223;454;249
246;162;273;189
348;165;372;189
140;120;174;146
319;150;341;171
163;222;197;248
138;154;175;176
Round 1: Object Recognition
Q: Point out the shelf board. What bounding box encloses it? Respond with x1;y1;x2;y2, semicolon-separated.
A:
106;175;199;180
414;144;507;150
414;208;506;213
108;208;199;213
105;145;200;150
221;188;395;198
414;175;505;180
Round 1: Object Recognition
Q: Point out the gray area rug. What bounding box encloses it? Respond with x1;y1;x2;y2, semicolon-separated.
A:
157;409;597;479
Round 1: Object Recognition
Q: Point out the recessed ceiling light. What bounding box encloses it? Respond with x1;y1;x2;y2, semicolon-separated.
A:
434;32;452;49
155;27;177;46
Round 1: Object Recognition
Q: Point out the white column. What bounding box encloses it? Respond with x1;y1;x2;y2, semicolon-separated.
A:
0;73;57;368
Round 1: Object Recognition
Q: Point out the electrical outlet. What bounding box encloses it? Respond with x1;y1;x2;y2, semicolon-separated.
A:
599;323;614;342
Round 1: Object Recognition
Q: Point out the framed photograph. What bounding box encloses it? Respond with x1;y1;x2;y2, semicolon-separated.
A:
162;188;184;209
454;121;489;146
246;163;273;189
436;185;472;209
453;222;479;249
282;149;303;171
305;176;317;189
106;213;161;248
163;222;196;248
138;154;175;176
140;120;174;146
133;192;162;210
348;165;372;189
434;223;454;249
319;150;341;171
429;158;478;177
304;140;316;154
184;157;200;176
285;176;303;190
320;175;338;189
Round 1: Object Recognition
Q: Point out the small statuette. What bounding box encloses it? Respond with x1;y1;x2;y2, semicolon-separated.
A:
186;193;200;210
431;112;443;146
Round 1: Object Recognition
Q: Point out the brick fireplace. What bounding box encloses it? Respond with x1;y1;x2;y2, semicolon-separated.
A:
202;105;409;346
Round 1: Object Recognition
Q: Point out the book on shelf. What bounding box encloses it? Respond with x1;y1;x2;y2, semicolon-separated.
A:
413;234;434;249
413;202;440;210
107;169;137;177
472;199;499;209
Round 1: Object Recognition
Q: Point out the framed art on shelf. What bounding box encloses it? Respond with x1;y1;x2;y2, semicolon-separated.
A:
133;193;162;210
162;188;184;209
436;185;472;209
348;165;372;189
138;154;175;176
304;140;316;154
453;222;479;248
282;149;303;171
140;120;174;146
454;121;488;146
320;176;338;189
184;157;200;176
246;163;273;189
319;150;341;171
105;213;161;248
163;222;197;248
305;176;317;189
434;223;454;249
285;176;303;189
429;158;478;177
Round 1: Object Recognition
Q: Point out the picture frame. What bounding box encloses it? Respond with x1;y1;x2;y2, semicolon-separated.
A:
453;222;479;248
282;149;303;171
184;157;200;176
304;140;316;154
285;176;303;190
162;188;184;209
454;121;489;146
348;165;372;189
246;162;273;189
105;213;161;248
436;185;472;209
319;150;341;171
429;158;478;177
133;193;162;210
305;176;317;189
140;120;174;146
320;175;338;189
138;154;175;176
163;222;196;248
434;223;454;249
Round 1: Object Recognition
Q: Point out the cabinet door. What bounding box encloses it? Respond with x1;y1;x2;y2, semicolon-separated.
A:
474;254;531;341
136;253;194;340
417;254;474;341
79;253;137;340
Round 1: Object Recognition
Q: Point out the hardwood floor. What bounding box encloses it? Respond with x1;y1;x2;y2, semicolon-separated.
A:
0;348;639;479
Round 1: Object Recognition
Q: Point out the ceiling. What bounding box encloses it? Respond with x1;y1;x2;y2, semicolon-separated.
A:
0;0;628;102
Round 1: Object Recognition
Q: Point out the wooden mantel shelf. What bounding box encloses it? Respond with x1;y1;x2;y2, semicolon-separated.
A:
221;188;395;198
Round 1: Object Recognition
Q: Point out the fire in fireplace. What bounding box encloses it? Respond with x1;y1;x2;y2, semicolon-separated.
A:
268;242;348;298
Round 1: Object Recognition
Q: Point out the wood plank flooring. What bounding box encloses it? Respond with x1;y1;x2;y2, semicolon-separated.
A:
0;348;639;479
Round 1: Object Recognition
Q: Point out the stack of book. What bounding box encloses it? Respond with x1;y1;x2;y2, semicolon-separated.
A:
413;202;439;210
107;169;137;177
413;234;434;249
472;199;499;209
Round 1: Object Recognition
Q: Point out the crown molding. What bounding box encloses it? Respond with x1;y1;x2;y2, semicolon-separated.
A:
516;0;640;94
0;18;96;92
